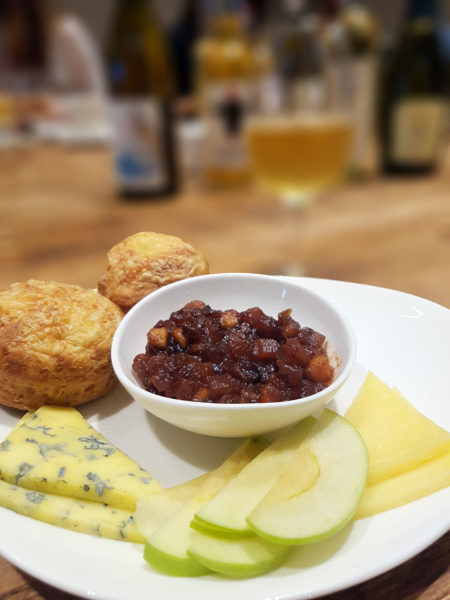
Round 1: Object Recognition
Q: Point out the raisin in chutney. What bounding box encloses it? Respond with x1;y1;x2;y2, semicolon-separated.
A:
132;300;334;404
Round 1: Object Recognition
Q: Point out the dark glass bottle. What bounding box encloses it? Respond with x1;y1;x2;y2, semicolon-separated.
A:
378;0;448;175
322;0;379;178
274;0;325;112
104;0;178;198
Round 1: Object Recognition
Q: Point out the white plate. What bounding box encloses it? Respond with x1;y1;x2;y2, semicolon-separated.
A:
0;278;449;600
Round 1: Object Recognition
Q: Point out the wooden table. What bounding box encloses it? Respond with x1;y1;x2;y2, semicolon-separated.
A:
0;143;449;600
1;143;450;306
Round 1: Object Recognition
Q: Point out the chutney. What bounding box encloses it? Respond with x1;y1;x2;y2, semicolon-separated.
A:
133;301;334;404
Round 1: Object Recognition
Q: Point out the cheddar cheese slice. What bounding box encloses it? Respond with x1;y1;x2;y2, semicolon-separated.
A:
0;478;145;542
355;451;450;519
345;372;450;485
0;406;160;511
345;372;450;518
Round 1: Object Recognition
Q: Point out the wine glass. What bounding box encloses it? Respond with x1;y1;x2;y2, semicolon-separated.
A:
245;102;353;276
246;111;353;208
244;3;354;276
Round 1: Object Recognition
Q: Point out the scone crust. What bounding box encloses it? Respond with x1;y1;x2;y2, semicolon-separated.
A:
0;280;123;410
98;232;209;311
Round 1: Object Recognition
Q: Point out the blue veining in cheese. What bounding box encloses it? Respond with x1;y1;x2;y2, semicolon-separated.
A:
0;405;161;511
0;479;145;542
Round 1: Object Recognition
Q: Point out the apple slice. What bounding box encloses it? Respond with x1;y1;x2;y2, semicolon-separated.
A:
187;529;290;578
194;416;316;537
247;410;368;545
143;436;265;576
135;472;210;539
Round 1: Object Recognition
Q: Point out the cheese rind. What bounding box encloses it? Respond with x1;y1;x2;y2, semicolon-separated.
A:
0;406;160;511
0;478;145;542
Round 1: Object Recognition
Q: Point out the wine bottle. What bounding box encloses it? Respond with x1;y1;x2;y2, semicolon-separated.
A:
195;0;273;188
104;0;178;198
378;0;448;175
323;0;379;179
274;0;325;112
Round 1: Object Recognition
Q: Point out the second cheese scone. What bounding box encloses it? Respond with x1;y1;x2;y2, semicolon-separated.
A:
97;232;209;311
0;280;123;410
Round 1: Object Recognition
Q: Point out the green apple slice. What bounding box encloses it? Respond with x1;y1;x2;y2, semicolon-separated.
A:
247;410;368;545
194;416;316;537
144;512;211;577
187;529;290;578
142;437;265;576
190;514;250;538
135;472;210;539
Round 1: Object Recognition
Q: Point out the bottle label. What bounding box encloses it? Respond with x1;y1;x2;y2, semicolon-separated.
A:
390;99;447;165
109;100;168;191
202;82;253;169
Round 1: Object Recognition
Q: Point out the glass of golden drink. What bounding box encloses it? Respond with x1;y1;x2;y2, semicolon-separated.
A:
246;112;353;209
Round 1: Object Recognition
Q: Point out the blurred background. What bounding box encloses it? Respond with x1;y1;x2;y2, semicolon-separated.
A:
0;0;449;306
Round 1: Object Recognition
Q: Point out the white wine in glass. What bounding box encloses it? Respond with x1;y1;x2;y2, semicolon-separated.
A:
245;112;353;276
246;113;353;207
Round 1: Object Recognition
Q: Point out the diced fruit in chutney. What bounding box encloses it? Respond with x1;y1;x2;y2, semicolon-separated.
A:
283;338;311;368
172;327;187;348
220;310;238;328
147;327;168;348
305;354;334;383
133;302;334;404
251;338;280;361
259;383;282;403
345;372;450;485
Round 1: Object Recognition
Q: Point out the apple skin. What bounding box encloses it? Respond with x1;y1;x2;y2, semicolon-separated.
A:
141;437;265;577
187;529;290;578
143;540;211;577
193;416;316;537
247;410;368;546
190;515;254;539
135;472;210;540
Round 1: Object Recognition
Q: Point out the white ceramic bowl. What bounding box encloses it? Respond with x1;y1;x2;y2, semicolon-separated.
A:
111;273;356;438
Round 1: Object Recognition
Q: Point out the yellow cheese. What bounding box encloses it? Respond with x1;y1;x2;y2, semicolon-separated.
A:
0;406;161;511
0;478;145;542
355;450;450;519
345;372;450;485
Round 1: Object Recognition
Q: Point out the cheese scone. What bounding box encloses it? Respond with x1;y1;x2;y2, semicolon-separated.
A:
97;232;209;311
0;280;123;410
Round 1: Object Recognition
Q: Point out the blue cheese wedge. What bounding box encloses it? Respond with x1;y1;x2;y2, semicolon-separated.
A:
0;479;145;542
0;406;161;511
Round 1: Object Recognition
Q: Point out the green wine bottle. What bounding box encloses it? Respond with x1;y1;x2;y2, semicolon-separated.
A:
105;0;178;197
378;0;448;175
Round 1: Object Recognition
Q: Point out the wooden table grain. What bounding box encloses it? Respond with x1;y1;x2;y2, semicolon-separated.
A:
0;143;449;600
